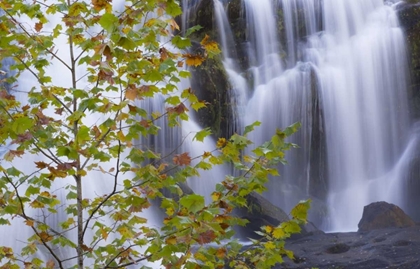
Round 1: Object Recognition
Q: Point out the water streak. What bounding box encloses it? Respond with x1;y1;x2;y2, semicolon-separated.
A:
214;0;411;231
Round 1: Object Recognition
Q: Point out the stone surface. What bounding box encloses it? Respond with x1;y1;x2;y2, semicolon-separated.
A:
398;3;420;119
281;225;420;269
237;192;320;239
358;201;415;232
190;56;233;138
278;203;420;268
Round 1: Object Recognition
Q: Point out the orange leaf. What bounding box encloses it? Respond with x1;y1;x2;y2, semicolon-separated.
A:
92;0;111;12
35;22;43;32
39;232;53;242
92;126;101;139
125;87;138;101
103;45;112;61
183;53;205;67
173;152;191;166
46;260;55;269
159;47;169;61
25;219;34;227
196;230;216;245
216;248;226;259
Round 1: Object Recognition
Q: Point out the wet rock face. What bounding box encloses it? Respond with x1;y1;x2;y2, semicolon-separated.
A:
358;201;415;232
397;2;420;223
190;57;232;138
397;3;420;118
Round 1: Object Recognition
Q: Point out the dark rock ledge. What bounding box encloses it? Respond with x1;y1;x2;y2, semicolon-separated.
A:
281;202;420;269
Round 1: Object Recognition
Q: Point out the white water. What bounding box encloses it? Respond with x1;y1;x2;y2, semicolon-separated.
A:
214;0;411;231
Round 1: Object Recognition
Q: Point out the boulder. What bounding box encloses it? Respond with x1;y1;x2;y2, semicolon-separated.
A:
238;192;320;238
358;201;415;232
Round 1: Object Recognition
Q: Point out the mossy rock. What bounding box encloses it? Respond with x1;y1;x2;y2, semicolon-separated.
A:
183;0;217;40
398;3;420;118
190;55;232;138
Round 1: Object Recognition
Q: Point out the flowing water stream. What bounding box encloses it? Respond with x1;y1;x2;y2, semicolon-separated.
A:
213;0;412;231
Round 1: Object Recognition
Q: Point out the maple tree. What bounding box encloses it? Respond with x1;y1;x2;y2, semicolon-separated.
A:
0;1;309;268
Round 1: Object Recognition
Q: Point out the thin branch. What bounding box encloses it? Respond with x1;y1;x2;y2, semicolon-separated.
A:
3;173;65;269
82;68;130;239
14;57;72;114
3;9;72;71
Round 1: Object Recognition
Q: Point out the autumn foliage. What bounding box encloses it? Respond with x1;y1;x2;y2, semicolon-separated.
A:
0;1;309;269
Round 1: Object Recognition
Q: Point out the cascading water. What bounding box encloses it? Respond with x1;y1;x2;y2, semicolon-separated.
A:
213;0;412;231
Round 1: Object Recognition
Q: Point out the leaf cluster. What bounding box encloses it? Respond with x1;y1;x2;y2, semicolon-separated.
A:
0;1;308;269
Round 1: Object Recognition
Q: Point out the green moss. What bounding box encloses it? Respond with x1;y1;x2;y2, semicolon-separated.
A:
190;55;232;138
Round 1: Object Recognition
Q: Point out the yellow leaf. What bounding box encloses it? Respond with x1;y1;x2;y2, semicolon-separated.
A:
25;219;34;227
122;27;131;34
200;34;221;57
211;192;221;201
117;225;133;238
168;19;179;31
77;169;87;176
165;207;174;216
165;236;177;245
264;225;273;234
194;252;207;262
40;191;51;198
216;138;227;148
184;53;205;67
290;199;311;222
285;250;294;260
117;130;126;141
30;200;44;208
273;227;286;239
100;228;108;240
158;163;168;172
264;241;276;250
200;34;211;46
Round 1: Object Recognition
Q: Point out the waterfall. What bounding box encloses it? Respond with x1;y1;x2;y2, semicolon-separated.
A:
214;0;411;231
